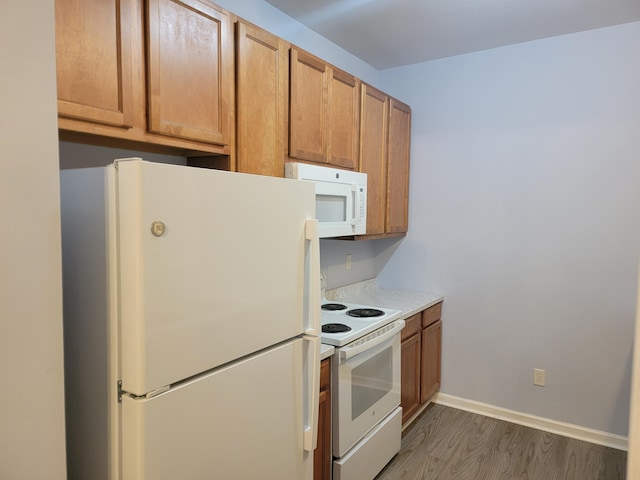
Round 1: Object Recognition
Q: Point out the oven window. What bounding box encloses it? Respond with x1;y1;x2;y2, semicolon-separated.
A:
351;346;392;420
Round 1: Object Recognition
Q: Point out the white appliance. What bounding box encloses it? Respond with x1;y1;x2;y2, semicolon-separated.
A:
60;159;321;480
320;302;405;480
284;162;367;238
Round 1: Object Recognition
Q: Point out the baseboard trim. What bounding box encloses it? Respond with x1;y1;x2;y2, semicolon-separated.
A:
432;392;628;451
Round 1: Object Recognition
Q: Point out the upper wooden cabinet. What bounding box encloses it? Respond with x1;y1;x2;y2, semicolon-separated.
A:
328;69;360;169
55;0;135;128
359;83;411;237
146;0;232;145
56;0;233;154
289;47;360;169
235;21;288;176
387;98;411;234
289;49;326;163
359;84;389;235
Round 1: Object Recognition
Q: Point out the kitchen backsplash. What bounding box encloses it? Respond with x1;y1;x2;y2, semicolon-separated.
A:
319;237;403;289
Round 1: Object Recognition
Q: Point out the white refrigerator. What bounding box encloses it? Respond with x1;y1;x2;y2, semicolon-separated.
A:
60;159;321;480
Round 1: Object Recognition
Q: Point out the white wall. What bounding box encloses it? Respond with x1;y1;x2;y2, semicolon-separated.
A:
0;1;67;478
377;22;640;436
319;239;377;289
214;0;379;85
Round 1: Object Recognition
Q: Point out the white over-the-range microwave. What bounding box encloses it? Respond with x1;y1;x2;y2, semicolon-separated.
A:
285;162;367;238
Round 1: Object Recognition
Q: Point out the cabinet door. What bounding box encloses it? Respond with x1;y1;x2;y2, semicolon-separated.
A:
387;98;411;233
56;0;134;128
421;319;442;403
236;22;288;176
289;48;328;163
359;84;388;235
146;0;231;145
314;359;331;480
401;332;421;424
328;69;360;169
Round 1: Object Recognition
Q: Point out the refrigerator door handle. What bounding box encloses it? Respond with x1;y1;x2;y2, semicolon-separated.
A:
303;334;321;452
305;219;320;336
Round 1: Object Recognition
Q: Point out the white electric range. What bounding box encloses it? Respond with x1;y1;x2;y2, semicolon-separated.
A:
320;300;405;480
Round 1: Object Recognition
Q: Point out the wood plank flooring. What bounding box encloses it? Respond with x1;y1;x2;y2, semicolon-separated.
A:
375;403;627;480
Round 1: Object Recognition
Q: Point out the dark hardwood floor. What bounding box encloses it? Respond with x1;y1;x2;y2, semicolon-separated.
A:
375;403;627;480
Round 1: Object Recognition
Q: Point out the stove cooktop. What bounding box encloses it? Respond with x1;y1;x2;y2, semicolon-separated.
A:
320;301;402;347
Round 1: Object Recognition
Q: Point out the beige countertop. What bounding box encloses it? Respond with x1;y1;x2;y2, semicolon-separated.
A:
320;343;334;361
326;279;444;320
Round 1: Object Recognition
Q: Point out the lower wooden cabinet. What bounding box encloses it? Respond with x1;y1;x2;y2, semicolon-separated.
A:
400;302;442;424
421;313;442;403
400;313;422;423
314;358;331;480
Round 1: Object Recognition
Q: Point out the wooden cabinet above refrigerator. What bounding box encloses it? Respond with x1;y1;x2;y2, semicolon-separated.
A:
56;0;233;156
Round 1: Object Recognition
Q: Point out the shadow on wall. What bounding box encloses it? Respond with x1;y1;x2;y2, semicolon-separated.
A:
59;141;187;169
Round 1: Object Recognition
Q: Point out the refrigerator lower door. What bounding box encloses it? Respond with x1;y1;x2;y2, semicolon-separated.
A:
120;338;314;480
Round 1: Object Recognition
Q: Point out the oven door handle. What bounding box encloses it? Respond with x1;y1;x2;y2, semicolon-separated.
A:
340;319;405;361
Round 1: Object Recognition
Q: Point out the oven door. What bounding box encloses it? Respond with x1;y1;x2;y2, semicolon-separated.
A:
332;320;403;457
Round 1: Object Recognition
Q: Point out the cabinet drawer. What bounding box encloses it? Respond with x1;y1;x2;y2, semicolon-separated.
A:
422;302;442;328
401;313;422;341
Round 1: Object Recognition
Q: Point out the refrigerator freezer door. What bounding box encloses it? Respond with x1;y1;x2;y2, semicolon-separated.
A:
115;160;317;395
121;338;313;480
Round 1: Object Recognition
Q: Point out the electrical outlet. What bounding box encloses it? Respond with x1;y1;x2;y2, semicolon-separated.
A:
345;254;352;270
533;368;546;387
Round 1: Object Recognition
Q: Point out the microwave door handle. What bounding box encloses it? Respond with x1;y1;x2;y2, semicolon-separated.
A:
350;185;357;227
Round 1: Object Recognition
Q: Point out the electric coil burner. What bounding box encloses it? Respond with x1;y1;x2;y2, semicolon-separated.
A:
346;308;384;318
321;303;348;311
322;323;352;334
320;301;402;347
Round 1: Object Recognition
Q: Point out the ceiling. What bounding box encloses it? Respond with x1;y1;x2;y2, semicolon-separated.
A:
263;0;640;69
